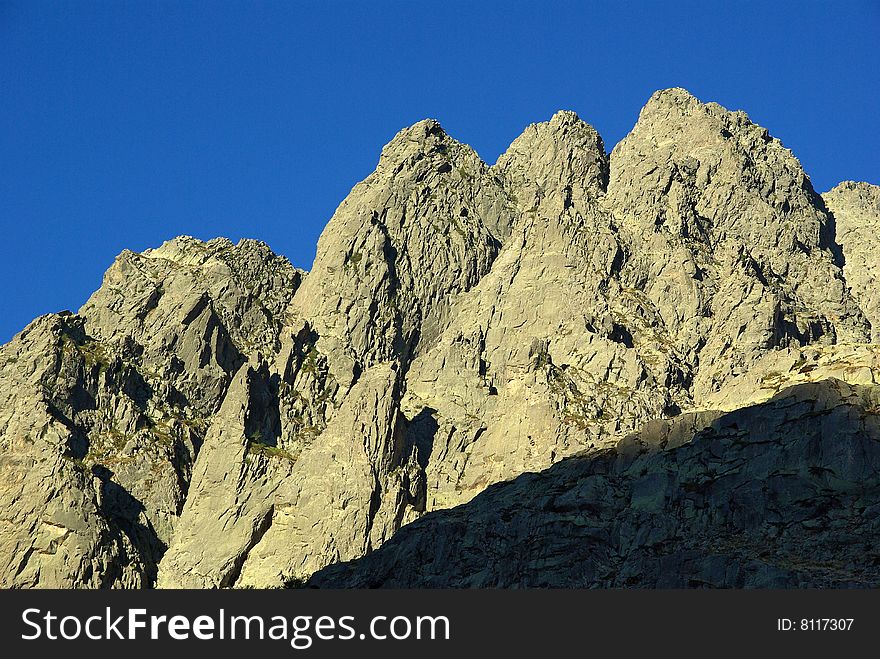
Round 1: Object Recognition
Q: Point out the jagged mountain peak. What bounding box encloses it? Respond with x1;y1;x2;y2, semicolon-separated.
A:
636;87;757;131
607;88;814;246
375;117;484;178
2;94;879;590
387;117;446;143
495;108;608;204
607;87;869;349
78;234;303;385
286;113;515;389
143;234;289;262
617;89;802;191
637;86;760;129
824;180;880;205
548;108;585;123
639;86;702;113
632;87;756;141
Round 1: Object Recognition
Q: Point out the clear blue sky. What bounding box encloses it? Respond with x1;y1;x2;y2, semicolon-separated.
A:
2;1;878;343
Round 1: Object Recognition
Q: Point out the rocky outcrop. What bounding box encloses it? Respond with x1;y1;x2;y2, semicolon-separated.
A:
823;181;880;342
394;91;873;512
607;88;868;401
1;89;878;588
400;110;682;510
156;360;421;588
288;119;514;385
0;239;302;587
155;119;516;588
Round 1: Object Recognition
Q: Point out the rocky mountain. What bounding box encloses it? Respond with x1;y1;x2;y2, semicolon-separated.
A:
1;88;878;588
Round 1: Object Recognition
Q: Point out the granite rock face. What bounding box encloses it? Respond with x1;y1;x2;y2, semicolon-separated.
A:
0;239;302;587
823;181;880;343
1;89;878;588
156;119;515;587
607;89;868;401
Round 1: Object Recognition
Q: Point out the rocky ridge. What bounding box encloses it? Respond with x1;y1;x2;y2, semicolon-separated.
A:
1;88;878;588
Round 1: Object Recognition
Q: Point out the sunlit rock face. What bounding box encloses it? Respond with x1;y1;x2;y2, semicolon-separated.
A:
1;90;878;588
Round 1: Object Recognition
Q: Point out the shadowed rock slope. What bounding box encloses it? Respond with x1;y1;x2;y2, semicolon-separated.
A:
309;378;880;588
1;89;878;588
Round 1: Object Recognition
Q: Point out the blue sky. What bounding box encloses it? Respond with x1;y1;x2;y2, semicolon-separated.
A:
1;0;878;343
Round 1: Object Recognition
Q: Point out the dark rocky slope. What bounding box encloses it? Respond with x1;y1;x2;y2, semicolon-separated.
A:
310;379;880;588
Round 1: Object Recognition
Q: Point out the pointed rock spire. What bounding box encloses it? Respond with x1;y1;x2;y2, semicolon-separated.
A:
495;109;608;212
606;87;868;348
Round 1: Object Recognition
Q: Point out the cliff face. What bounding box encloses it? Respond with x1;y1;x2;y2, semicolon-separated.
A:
0;239;303;587
823;181;880;343
1;89;878;588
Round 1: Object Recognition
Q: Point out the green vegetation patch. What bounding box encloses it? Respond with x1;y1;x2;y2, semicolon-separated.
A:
248;439;297;462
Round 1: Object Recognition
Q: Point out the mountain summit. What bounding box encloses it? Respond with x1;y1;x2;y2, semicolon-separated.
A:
1;89;879;588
